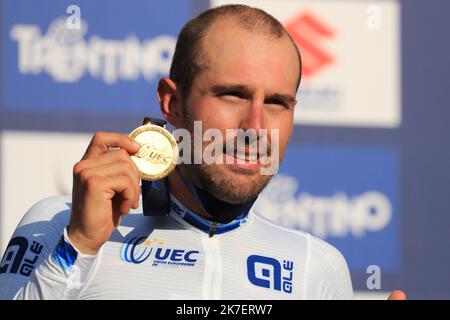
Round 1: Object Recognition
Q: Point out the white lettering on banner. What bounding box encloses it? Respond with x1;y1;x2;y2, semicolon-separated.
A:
10;18;176;84
254;175;392;238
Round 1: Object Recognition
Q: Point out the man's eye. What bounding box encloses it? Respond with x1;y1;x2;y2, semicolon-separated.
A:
218;91;245;99
265;99;287;108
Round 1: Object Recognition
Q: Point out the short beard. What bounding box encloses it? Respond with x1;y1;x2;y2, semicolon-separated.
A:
179;162;273;204
179;106;277;204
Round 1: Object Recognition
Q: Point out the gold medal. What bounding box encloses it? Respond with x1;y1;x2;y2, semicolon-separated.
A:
129;122;178;181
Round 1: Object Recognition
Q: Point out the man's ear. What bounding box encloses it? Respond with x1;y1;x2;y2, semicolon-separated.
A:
157;77;182;127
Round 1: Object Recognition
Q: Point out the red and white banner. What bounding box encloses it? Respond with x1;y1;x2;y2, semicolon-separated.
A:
211;0;401;128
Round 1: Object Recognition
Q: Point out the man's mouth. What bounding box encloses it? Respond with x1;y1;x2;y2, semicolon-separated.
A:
223;147;261;162
220;146;272;173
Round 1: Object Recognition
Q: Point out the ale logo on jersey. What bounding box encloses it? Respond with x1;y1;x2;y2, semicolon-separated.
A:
0;237;43;277
247;255;294;294
120;237;200;268
284;11;336;79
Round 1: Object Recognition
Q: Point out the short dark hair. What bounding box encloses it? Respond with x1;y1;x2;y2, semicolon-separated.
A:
169;4;302;99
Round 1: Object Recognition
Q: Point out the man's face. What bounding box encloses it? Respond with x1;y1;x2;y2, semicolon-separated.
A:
179;17;300;204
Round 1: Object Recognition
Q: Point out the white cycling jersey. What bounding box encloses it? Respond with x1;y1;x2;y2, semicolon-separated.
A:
0;194;353;300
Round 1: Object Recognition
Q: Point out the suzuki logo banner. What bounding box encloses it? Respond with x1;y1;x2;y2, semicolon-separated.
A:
212;0;401;128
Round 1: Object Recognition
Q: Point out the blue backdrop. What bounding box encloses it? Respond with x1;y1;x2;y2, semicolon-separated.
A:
1;0;449;299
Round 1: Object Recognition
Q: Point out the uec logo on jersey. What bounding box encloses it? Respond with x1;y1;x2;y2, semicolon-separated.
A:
120;237;199;267
247;255;294;294
121;237;153;264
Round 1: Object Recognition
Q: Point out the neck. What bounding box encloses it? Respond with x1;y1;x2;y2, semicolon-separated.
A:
167;171;212;220
168;167;257;224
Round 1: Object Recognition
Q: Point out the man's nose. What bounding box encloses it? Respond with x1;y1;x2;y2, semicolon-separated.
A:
240;100;265;132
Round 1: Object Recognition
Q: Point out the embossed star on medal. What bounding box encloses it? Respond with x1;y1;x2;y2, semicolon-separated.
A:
129;117;179;181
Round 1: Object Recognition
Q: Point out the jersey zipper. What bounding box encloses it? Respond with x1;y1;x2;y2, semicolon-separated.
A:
208;222;217;237
201;233;222;299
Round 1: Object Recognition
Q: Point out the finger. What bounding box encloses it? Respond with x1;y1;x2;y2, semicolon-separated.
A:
80;163;140;208
82;131;141;160
97;175;136;214
76;148;141;178
387;290;406;300
112;195;124;228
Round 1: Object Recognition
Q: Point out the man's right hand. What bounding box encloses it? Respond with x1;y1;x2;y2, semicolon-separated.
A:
68;132;142;255
388;290;407;300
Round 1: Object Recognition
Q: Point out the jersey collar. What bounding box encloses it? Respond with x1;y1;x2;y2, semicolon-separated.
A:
169;194;250;236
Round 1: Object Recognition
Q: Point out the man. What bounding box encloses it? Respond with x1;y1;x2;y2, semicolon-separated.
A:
0;4;390;300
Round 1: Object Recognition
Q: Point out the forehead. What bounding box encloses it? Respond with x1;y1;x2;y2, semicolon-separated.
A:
197;17;300;93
